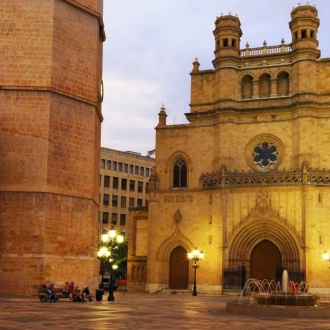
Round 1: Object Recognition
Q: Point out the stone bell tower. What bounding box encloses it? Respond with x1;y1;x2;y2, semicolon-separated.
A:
213;13;242;68
289;4;320;59
0;0;105;294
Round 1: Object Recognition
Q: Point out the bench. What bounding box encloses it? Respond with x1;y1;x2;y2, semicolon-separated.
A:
38;287;70;299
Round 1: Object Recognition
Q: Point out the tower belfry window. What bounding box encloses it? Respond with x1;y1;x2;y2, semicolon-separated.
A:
173;159;187;188
223;38;228;47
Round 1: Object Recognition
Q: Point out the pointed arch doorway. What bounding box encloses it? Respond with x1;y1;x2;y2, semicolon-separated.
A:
250;240;282;281
169;246;189;289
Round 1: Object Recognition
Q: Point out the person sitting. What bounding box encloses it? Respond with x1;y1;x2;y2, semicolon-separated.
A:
74;289;85;302
47;282;56;299
68;282;75;301
62;282;70;298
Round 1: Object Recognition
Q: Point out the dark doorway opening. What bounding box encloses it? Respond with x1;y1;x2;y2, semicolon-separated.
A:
169;246;189;289
250;240;282;281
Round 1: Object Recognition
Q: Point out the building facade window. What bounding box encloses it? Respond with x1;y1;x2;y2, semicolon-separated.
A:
113;161;117;171
129;198;134;207
130;180;135;192
140;167;144;176
120;214;126;226
121;178;127;190
101;159;105;169
138;181;143;193
104;175;110;188
106;160;111;170
129;165;134;174
137;199;143;207
146;168;150;177
113;177;119;189
112;195;118;207
121;196;126;208
102;212;109;224
118;162;123;172
135;166;139;175
173;159;187;188
124;163;128;173
103;194;109;206
111;213;118;226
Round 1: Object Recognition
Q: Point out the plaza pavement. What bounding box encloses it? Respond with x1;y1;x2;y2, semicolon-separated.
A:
0;291;330;329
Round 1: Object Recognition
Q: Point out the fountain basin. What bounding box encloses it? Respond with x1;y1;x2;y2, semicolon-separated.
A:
251;292;318;306
227;302;330;318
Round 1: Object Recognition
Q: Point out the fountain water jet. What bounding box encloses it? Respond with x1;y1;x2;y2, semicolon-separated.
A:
282;269;289;292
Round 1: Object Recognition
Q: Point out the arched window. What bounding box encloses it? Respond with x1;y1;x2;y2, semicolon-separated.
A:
277;72;289;96
259;73;271;98
241;75;253;99
173;159;187;188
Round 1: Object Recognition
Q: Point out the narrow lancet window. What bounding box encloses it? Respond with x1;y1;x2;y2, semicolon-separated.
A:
173;159;187;188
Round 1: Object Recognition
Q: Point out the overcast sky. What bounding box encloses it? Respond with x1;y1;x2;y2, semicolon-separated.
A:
101;0;330;156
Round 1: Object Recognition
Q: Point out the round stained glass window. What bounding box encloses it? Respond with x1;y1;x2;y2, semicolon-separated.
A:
245;135;284;172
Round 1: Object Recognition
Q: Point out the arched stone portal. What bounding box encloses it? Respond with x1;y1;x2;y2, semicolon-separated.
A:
169;246;189;289
226;190;303;276
250;240;282;281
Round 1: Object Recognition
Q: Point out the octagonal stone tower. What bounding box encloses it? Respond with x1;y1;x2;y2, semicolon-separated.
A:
0;0;104;294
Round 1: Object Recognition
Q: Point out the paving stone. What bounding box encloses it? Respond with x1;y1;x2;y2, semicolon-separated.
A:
0;292;330;329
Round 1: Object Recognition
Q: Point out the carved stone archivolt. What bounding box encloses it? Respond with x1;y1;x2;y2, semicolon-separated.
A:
226;189;302;270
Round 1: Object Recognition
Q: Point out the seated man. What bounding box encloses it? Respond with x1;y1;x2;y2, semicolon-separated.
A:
62;282;70;297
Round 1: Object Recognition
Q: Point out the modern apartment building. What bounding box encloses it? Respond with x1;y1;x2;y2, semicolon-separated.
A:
99;148;155;235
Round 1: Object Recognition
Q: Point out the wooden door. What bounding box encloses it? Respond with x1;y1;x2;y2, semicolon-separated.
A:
250;240;282;281
169;246;189;289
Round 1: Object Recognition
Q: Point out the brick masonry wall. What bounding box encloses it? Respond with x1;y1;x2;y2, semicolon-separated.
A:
0;0;103;295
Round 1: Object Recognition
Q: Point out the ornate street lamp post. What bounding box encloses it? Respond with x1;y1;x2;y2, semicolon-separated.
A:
188;247;204;296
97;246;110;289
97;229;124;301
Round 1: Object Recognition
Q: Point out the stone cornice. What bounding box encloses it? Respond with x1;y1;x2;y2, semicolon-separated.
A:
0;85;103;121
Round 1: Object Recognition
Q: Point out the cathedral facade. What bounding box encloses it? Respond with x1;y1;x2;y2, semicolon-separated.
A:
128;4;330;294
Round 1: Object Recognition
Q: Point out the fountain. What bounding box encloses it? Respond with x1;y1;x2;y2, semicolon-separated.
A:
226;277;330;318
